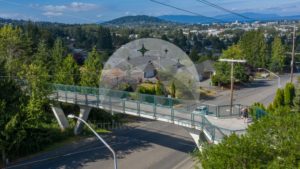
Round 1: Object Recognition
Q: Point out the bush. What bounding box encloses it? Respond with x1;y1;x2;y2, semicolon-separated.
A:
8;124;74;159
284;83;295;106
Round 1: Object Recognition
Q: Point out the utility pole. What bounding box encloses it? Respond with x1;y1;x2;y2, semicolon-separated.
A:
291;25;296;83
219;59;247;115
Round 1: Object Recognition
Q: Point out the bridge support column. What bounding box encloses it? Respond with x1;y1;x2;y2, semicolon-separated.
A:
51;104;69;131
74;106;92;135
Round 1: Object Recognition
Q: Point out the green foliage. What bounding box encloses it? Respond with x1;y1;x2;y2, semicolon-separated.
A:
213;44;248;85
170;81;176;98
293;84;300;113
20;63;50;122
270;36;285;72
155;80;164;96
136;84;156;95
118;83;134;92
239;30;268;68
33;40;51;71
284;83;295;106
55;54;80;85
249;102;266;121
199;112;300;169
80;47;102;87
273;88;284;108
189;47;199;62
51;38;65;76
0;24;25;76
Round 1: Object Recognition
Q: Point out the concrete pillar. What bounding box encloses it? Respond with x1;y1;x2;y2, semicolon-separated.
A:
74;106;92;135
51;104;69;131
189;132;201;150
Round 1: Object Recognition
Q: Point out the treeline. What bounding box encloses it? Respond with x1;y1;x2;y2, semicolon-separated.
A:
212;30;289;85
198;82;300;168
0;23;110;164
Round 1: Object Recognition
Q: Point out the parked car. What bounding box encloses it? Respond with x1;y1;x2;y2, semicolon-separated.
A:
192;106;209;115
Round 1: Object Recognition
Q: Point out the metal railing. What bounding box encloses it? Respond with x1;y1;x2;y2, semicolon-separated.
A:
49;83;246;143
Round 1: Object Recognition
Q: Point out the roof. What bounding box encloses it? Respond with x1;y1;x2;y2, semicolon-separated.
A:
195;60;215;75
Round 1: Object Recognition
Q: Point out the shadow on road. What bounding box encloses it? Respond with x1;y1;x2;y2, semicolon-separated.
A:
7;122;196;169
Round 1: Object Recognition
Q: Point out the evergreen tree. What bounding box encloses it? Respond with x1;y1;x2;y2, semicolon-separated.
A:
284;83;295;106
273;88;284;108
189;47;199;62
155;80;164;96
239;31;268;68
171;81;176;98
33;40;51;71
21;63;50;122
80;47;102;87
270;36;285;72
51;38;64;71
293;85;300;113
0;24;23;76
55;54;80;85
0;62;26;164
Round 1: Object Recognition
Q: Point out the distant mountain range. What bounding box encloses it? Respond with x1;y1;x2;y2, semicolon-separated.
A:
103;13;300;25
102;15;175;26
160;13;300;24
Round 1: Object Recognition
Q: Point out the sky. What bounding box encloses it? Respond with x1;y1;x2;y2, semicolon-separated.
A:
0;0;300;23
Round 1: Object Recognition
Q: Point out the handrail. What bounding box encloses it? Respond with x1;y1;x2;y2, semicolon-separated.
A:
51;83;247;142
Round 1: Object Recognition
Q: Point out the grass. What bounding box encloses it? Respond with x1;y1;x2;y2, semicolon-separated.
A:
198;87;216;96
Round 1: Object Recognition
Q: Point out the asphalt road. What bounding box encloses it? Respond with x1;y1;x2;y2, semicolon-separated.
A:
7;120;198;169
203;74;294;106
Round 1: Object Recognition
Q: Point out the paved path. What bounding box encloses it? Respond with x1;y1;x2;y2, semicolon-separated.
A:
6;120;198;169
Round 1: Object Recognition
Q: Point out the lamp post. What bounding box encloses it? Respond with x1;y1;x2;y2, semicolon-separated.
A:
67;114;118;169
257;68;281;88
219;59;247;115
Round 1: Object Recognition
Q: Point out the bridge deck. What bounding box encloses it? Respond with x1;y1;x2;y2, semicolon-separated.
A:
50;84;247;143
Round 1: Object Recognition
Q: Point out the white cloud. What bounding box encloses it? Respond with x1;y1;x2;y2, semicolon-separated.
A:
43;11;63;17
41;2;98;17
44;5;67;12
96;14;103;18
69;2;97;11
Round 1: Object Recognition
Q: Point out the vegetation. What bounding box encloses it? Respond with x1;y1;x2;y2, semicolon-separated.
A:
0;24;116;165
197;82;299;169
80;47;103;87
212;30;288;86
270;36;285;73
212;44;248;85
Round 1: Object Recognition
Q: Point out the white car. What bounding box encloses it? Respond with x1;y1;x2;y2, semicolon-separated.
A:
192;106;209;115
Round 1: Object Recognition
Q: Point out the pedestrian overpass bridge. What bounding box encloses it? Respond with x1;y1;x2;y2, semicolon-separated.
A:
49;84;247;144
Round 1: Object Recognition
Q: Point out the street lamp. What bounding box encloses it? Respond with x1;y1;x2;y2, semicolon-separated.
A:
257;68;281;88
67;114;118;169
219;58;247;115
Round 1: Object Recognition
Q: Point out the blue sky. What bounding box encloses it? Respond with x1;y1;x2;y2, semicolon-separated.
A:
0;0;300;23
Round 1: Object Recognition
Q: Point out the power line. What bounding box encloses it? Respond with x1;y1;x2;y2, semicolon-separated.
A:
195;0;253;21
149;0;224;23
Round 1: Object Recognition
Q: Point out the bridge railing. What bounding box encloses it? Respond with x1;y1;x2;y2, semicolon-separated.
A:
50;84;246;143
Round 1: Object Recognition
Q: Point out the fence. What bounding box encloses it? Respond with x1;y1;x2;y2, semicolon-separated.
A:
50;83;246;143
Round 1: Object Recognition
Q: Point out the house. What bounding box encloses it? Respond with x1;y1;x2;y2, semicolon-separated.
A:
195;60;216;81
144;61;157;78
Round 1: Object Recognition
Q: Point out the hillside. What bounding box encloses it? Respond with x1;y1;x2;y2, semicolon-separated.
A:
102;15;175;27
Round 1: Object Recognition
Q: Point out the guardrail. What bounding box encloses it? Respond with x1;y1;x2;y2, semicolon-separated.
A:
50;83;246;143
